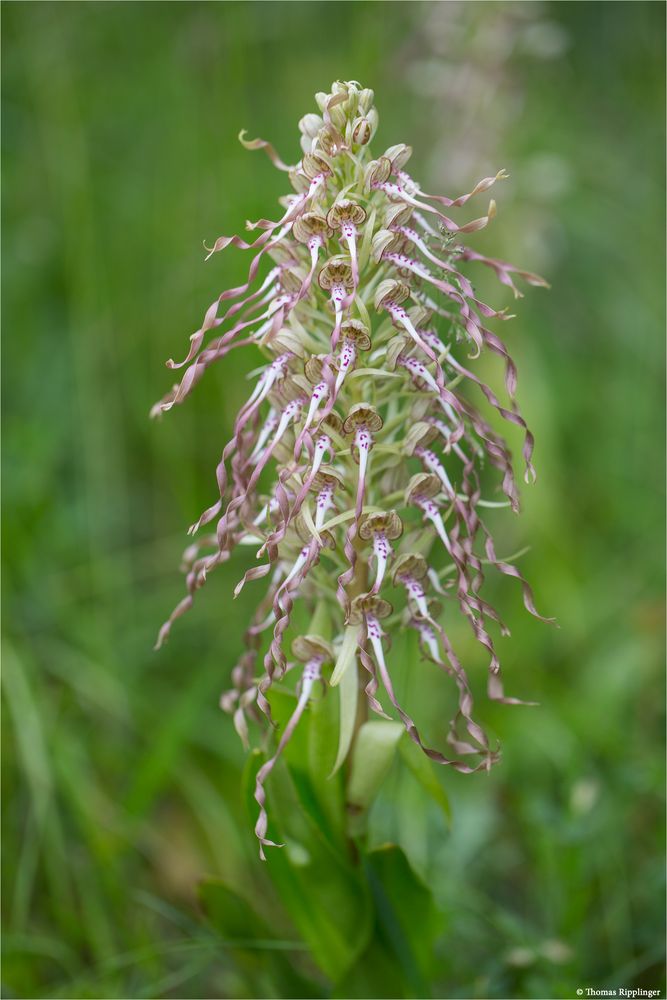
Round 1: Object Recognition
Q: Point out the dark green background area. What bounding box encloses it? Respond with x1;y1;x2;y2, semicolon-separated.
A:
2;2;664;998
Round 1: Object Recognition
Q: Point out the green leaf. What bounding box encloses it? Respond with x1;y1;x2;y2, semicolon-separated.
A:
334;844;442;999
307;688;338;785
260;681;347;850
199;878;267;942
263;687;308;771
364;844;442;997
307;688;346;845
331;933;406;999
198;878;318;998
241;748;372;983
398;735;452;827
330;625;360;686
306;599;333;641
330;656;358;777
347;720;403;835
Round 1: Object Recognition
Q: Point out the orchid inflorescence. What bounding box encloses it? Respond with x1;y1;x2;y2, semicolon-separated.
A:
153;80;552;859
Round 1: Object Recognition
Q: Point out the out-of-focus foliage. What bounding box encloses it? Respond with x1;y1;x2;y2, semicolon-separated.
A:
2;2;664;998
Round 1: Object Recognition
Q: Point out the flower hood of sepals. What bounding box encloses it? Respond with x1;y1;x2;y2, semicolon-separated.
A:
153;79;554;857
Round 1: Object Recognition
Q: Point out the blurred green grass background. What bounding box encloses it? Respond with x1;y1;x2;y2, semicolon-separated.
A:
2;2;664;998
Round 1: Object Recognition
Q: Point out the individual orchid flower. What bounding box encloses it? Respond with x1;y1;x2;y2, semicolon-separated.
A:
327;200;367;288
154;80;551;857
247;152;331;234
342;403;383;520
459;246;550;299
318;258;355;349
411;604;497;764
375;232;511;333
301;321;372;437
403;421;457;499
359;510;403;593
370;155;498;235
405;473;454;550
296;362;332;450
245;395;304;481
254;635;332;859
312;467;344;531
243;352;293;419
374;278;445;360
248;408;279;465
392;553;432;619
351;595;492;773
292;212;333;300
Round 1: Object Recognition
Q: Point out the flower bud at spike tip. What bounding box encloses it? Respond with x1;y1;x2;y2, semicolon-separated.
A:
153;80;553;857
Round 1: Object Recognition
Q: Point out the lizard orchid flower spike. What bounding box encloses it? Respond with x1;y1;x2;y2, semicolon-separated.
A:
153;80;554;857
